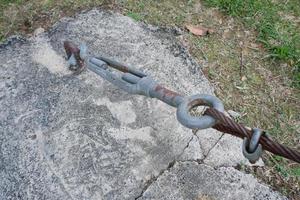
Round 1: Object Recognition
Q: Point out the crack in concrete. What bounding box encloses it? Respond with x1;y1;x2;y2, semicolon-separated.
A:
134;157;248;200
177;159;204;164
203;133;225;160
134;160;176;200
134;160;205;200
194;132;205;156
135;135;194;199
178;135;194;158
193;131;225;159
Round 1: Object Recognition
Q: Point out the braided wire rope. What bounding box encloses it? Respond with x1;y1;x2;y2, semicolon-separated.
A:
204;108;300;163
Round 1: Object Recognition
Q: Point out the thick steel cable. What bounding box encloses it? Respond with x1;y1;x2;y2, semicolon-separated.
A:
204;107;300;163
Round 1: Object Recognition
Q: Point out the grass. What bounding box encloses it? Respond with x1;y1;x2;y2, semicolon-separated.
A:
0;0;110;41
126;11;142;21
0;0;299;198
203;0;300;88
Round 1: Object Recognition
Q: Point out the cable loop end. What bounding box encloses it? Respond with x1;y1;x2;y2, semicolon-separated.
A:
242;128;264;163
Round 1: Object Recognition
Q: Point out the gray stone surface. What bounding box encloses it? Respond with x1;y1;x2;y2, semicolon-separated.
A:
139;162;285;200
0;10;285;200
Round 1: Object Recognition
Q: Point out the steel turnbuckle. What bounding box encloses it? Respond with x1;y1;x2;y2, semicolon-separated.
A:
62;41;300;164
64;41;224;130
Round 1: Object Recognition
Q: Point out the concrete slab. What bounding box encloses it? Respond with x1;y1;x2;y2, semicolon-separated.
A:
0;10;285;200
138;162;286;200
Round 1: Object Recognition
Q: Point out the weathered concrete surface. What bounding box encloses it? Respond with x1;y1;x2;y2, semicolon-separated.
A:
139;162;285;200
0;10;284;199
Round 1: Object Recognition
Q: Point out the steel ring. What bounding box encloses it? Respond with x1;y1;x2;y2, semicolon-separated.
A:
242;138;263;164
249;128;263;153
176;94;224;129
242;128;264;163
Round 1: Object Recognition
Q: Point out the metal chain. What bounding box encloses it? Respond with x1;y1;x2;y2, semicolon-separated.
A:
63;41;300;164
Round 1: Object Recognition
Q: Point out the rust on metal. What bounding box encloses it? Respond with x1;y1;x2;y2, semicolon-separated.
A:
152;85;183;107
187;98;206;110
154;85;181;99
205;107;300;163
62;40;300;164
63;41;85;74
105;61;129;73
64;41;80;58
96;56;146;78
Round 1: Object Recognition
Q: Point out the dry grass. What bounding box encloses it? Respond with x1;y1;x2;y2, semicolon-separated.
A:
0;0;299;198
0;0;114;40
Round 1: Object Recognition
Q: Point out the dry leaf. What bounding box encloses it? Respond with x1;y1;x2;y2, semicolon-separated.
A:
186;25;213;36
241;76;247;81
